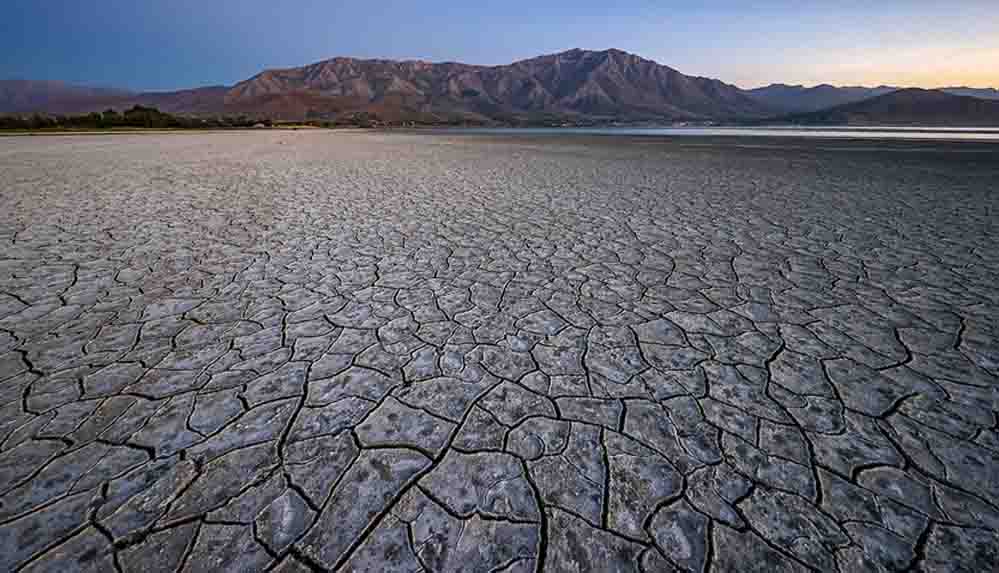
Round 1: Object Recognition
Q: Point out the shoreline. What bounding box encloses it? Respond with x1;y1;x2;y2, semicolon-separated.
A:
4;124;999;143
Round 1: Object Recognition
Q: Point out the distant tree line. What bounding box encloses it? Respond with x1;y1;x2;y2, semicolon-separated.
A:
0;105;611;130
0;106;272;130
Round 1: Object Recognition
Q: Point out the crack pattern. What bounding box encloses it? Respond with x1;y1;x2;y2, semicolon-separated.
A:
0;132;998;572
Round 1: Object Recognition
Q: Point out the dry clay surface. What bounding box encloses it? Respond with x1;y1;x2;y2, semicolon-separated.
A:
0;131;998;572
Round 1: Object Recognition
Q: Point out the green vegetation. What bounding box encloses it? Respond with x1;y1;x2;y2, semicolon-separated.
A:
0;106;271;130
0;106;483;131
0;105;647;132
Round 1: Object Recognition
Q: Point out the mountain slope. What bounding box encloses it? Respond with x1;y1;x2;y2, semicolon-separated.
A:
747;84;897;113
0;80;133;113
117;86;228;114
224;49;773;121
940;87;999;101
0;81;227;115
749;83;999;113
775;88;999;126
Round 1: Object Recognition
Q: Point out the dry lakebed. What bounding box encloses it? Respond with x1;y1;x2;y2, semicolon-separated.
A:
0;130;997;572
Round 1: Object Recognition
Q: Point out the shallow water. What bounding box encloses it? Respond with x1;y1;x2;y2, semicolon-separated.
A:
444;125;999;141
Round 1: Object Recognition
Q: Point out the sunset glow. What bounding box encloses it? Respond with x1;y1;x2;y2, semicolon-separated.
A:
3;0;996;90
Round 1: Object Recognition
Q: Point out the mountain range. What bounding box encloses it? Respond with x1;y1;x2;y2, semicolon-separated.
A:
3;49;999;125
773;88;999;127
746;83;999;113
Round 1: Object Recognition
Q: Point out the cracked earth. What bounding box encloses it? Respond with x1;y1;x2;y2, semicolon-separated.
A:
0;131;997;572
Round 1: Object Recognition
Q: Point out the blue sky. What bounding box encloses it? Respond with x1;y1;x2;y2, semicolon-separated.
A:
3;0;997;91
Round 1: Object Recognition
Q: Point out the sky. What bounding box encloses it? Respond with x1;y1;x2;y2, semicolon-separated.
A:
2;0;997;91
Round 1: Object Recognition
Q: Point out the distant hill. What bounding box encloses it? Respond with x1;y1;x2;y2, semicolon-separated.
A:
747;84;897;113
0;80;133;114
749;83;999;113
115;86;229;114
775;88;999;126
939;87;999;101
0;80;226;115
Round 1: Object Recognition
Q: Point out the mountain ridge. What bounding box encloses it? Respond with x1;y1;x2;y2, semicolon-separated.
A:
221;48;772;122
772;88;999;126
749;83;999;113
0;80;133;114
